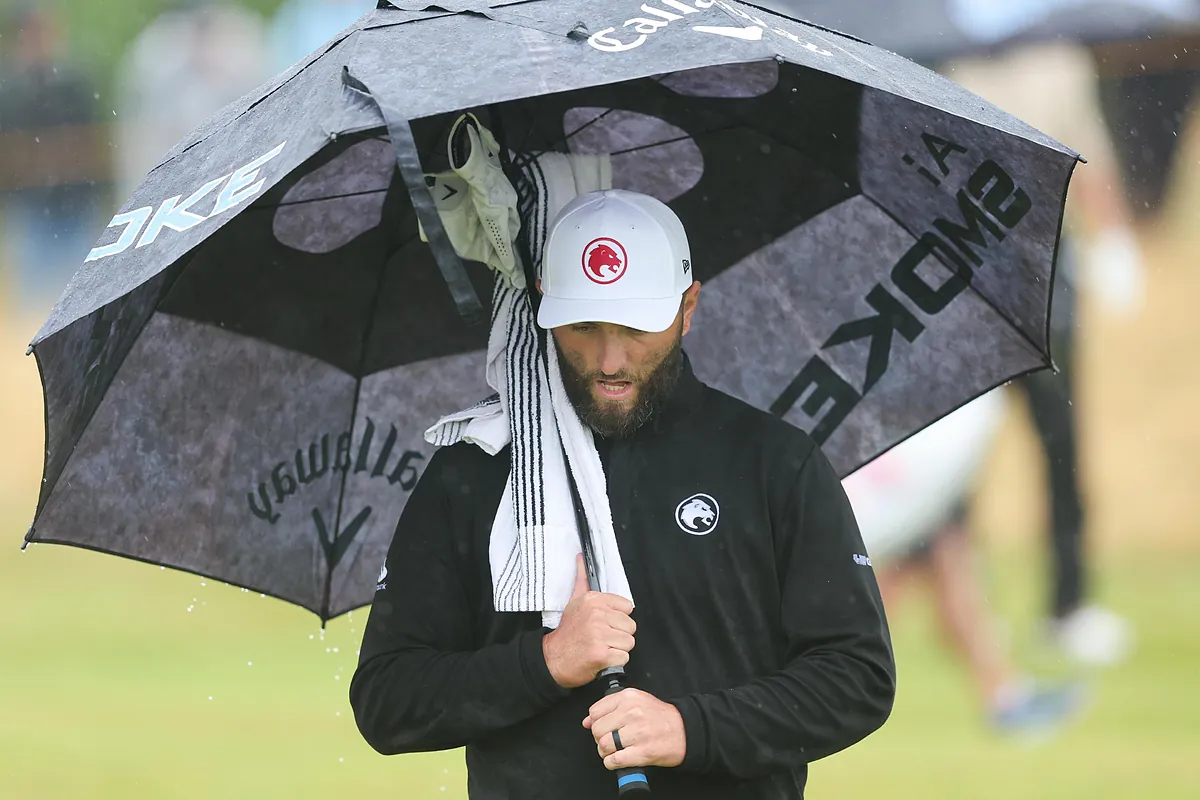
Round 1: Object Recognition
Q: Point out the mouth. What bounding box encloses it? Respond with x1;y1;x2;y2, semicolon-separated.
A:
595;379;634;401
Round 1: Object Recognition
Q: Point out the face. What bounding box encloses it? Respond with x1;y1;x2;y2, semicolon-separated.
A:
551;282;701;439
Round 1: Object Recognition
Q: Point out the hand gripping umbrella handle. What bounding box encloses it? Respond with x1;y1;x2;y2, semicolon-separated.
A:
600;667;651;795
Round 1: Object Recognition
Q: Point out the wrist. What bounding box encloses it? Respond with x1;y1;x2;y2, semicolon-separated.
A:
542;629;567;688
665;701;687;767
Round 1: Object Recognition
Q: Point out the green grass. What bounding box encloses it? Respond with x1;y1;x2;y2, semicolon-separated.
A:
3;502;1198;799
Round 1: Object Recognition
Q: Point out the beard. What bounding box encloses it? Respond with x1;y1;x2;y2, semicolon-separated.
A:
556;328;684;440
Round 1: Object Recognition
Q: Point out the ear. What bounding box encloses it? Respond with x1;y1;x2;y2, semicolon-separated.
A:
680;281;701;336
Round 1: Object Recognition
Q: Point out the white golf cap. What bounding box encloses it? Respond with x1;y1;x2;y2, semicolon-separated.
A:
537;189;692;333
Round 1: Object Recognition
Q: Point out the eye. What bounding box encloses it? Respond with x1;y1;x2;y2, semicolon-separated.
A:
570;324;596;333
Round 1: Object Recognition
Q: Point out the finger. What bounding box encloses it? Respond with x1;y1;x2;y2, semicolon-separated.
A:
586;690;627;725
604;747;649;771
596;730;627;759
599;629;636;653
604;647;631;669
603;609;637;636
596;593;634;615
571;554;590;599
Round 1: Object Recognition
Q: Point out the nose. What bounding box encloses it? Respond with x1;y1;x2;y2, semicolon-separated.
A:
597;332;631;377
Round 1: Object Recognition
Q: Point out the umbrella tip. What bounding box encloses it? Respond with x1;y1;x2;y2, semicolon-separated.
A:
25;344;33;356
21;524;34;550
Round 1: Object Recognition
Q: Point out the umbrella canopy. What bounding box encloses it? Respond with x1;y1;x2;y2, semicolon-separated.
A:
759;0;1200;63
25;0;1079;621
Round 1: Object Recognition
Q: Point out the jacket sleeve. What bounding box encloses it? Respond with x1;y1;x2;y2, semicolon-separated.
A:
349;448;569;755
670;442;896;778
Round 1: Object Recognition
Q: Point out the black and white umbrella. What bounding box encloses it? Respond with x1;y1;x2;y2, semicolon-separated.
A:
24;0;1079;621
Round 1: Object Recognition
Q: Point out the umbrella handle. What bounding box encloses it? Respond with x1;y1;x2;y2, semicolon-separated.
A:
600;669;652;795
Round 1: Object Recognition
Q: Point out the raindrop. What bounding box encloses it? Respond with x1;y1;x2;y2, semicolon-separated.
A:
335;711;341;717
260;594;266;599
93;92;100;100
309;634;315;640
440;787;446;792
187;606;194;612
443;769;449;775
161;567;166;571
112;110;116;116
200;581;206;587
248;661;254;667
333;647;339;653
339;757;345;763
209;696;213;701
326;647;331;653
334;675;341;681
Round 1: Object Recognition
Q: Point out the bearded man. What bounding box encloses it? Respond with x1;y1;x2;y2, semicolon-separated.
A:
350;190;895;799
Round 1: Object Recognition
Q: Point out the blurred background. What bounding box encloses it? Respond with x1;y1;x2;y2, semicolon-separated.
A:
1;0;1197;797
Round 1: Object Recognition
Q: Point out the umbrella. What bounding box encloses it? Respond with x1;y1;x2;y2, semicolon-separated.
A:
24;0;1079;622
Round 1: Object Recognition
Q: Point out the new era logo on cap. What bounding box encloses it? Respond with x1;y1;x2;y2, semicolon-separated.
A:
538;190;692;333
583;238;628;284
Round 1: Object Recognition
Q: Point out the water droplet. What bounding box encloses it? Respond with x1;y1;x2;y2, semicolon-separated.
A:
332;647;339;653
248;661;253;667
335;711;341;717
440;787;446;792
161;566;166;571
187;606;194;612
339;757;345;763
309;634;314;640
208;696;213;701
200;581;206;587
326;647;331;653
93;92;100;99
260;593;266;598
334;675;341;681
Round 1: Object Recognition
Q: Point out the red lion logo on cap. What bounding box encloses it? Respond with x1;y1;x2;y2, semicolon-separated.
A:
582;238;628;284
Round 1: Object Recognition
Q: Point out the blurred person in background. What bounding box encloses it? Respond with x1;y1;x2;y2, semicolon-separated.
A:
113;0;268;200
845;392;1086;736
0;1;103;311
941;41;1139;668
267;0;373;73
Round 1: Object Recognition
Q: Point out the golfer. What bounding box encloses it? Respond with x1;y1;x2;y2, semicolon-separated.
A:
351;190;895;798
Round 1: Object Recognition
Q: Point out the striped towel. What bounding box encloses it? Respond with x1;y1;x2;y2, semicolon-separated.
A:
425;150;630;629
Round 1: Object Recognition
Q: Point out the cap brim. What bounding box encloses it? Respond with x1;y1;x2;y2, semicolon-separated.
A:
536;295;680;333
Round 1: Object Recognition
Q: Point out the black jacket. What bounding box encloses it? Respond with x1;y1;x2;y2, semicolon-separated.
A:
350;357;895;798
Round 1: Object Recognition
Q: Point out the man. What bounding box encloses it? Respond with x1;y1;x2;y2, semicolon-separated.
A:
350;190;896;798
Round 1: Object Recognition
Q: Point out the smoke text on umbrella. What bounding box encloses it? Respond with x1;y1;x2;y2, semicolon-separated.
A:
772;138;1032;444
84;141;287;264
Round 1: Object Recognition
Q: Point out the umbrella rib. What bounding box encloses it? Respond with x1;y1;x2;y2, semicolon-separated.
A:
321;236;413;620
245;186;392;210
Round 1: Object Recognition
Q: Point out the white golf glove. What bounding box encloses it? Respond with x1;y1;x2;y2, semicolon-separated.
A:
418;113;524;288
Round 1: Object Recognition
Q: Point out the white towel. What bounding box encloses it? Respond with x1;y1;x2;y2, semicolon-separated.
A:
425;145;630;629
